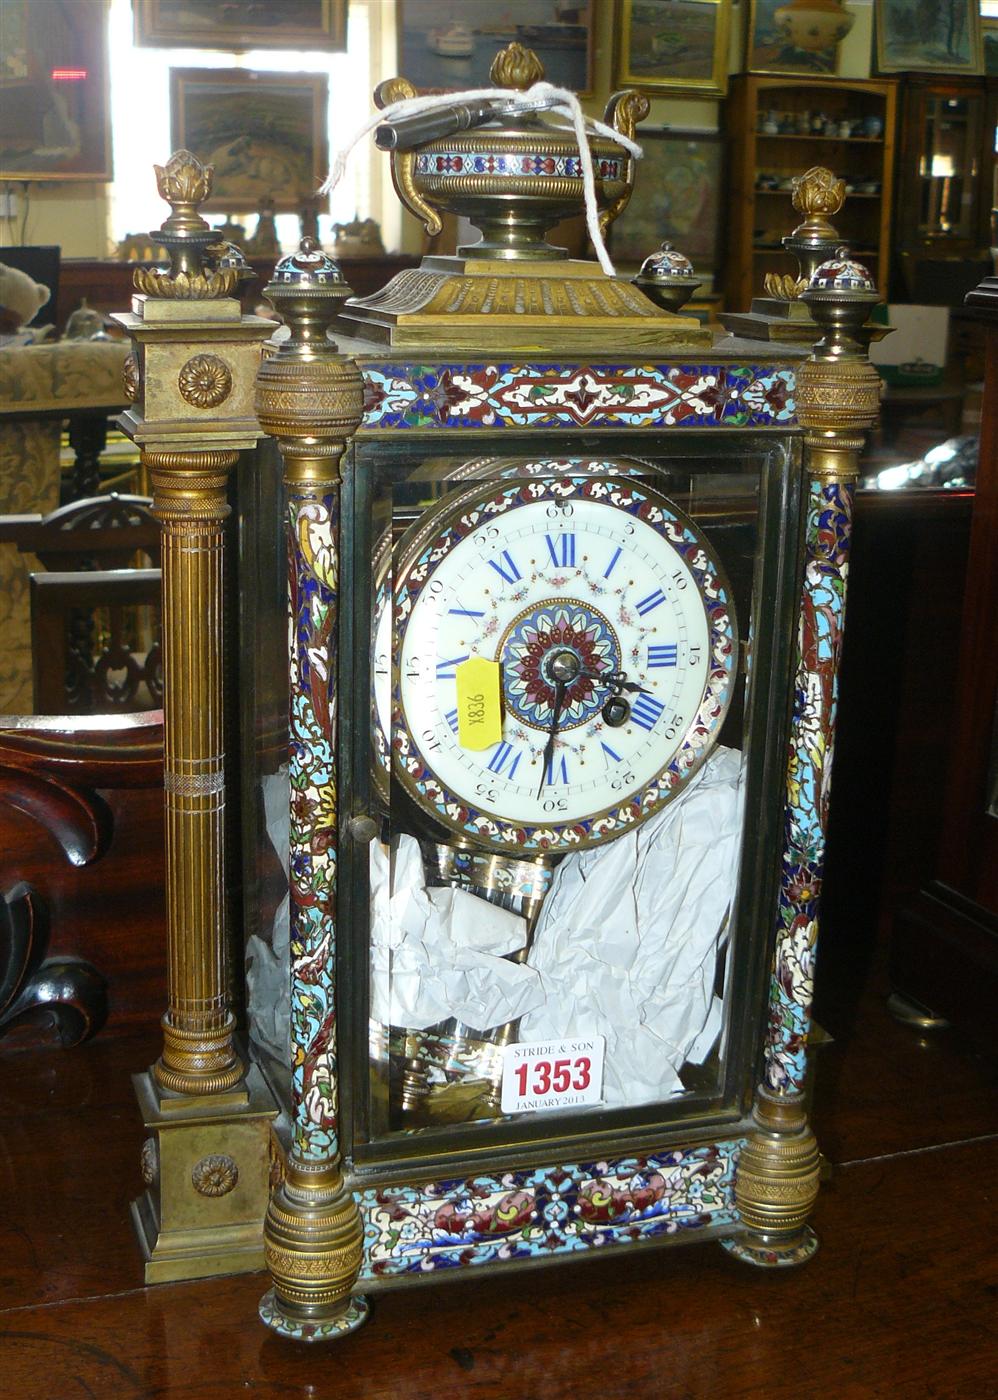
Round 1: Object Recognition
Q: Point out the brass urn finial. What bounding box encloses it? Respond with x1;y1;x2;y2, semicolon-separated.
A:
490;42;545;90
153;149;213;237
134;149;240;301
792;166;846;237
763;166;848;304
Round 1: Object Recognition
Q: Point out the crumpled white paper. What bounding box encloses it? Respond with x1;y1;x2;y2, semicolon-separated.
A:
516;744;743;1107
370;835;545;1032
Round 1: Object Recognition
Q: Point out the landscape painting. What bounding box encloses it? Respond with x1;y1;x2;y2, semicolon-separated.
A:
136;0;346;51
876;0;983;74
614;0;730;96
398;0;594;94
170;69;328;212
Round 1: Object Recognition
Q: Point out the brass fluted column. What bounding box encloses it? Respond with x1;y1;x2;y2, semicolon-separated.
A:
146;447;241;1094
253;240;369;1341
725;251;881;1269
113;151;279;1283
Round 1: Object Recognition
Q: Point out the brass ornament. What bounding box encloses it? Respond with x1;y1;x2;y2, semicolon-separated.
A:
122;353;140;402
796;356;882;433
733;1090;821;1243
792;165;846;232
763;272;809;302
133;265;241;300
153;149;213;235
490;41;544;89
192;1153;239;1198
263;1161;364;1317
178;353;233;409
140;1136;158;1186
373;75;442;237
373;44;643;259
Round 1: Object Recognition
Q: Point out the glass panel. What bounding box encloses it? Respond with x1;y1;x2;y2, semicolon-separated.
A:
918;96;978;239
238;438;293;1111
356;447;794;1157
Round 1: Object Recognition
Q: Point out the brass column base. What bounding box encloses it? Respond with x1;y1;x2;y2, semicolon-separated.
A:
721;1086;822;1270
131;1063;278;1284
259;1158;369;1343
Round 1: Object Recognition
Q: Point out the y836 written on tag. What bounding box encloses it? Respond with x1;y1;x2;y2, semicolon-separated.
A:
500;1036;605;1114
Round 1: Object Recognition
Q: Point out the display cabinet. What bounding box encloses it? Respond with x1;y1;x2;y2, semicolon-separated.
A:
725;74;897;309
892;76;997;301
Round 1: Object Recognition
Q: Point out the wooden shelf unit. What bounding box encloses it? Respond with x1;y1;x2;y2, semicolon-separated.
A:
725;75;897;312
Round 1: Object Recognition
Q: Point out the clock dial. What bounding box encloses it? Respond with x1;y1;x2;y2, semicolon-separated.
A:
391;475;737;853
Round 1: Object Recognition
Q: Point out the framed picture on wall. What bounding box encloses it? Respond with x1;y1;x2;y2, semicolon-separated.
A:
614;0;731;97
135;0;346;51
169;69;329;212
608;128;723;277
875;0;983;74
0;0;111;181
398;1;594;95
746;0;854;76
982;20;998;76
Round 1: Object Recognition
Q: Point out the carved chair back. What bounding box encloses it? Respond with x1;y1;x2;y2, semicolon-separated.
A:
0;494;162;714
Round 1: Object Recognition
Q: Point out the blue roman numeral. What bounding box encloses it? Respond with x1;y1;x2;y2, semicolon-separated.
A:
445;708;459;733
648;644;678;668
635;588;666;617
630;693;666;731
436;654;469;678
545;754;569;785
489;550;521;585
545;533;576;568
600;741;622;763
604;546;622;578
448;607;485;618
486;741;521;778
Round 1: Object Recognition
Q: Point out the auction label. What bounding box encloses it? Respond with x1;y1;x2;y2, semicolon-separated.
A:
500;1036;605;1115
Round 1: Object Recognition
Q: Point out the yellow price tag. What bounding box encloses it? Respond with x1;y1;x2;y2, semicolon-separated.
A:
455;657;503;750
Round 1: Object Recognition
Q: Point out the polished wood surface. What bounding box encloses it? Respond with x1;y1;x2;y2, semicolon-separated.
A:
0;960;994;1399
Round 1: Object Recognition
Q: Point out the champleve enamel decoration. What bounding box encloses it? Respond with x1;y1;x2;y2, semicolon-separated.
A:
392;475;737;854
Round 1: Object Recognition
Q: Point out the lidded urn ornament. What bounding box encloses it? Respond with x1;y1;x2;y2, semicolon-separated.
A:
341;42;711;350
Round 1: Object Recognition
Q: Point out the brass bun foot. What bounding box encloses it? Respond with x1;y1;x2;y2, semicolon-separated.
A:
154;1013;245;1097
261;1158;367;1341
721;1225;820;1269
131;1064;278;1284
726;1086;822;1270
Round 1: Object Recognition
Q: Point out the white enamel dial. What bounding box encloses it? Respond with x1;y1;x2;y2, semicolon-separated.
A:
391;476;736;853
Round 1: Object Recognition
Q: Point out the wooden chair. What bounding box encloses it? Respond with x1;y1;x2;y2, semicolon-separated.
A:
0;493;162;715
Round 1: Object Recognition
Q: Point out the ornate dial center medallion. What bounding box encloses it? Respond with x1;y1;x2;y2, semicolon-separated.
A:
500;599;621;731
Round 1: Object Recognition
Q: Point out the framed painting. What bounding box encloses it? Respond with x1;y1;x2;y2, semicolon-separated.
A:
984;21;998;77
608;128;723;276
169;69;328;212
746;0;853;76
875;0;983;74
0;0;111;181
135;0;346;51
397;0;594;95
614;0;730;96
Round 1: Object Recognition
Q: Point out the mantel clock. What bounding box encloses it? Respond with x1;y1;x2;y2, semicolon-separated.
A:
118;45;882;1343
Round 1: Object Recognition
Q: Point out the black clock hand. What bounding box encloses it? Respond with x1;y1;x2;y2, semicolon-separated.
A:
537;677;567;799
577;667;656;698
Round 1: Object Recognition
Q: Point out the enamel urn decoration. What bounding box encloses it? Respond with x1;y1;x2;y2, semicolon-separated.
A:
230;44;881;1341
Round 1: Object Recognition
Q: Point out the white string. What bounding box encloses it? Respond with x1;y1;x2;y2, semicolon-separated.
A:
321;81;643;278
